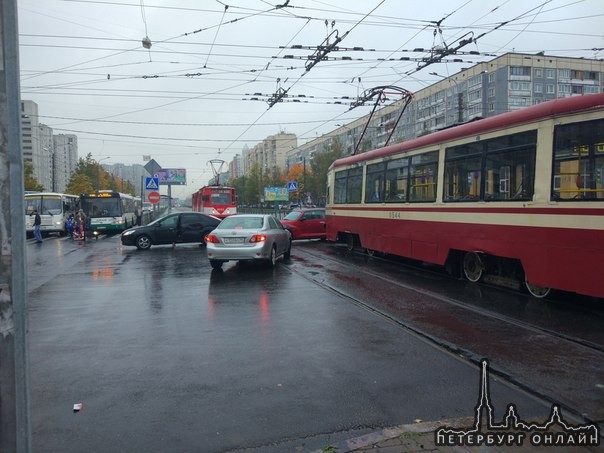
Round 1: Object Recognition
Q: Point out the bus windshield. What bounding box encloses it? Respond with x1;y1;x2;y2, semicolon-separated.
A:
25;195;62;215
82;198;122;217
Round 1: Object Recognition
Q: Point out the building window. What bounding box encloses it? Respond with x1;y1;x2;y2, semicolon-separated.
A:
546;84;555;94
510;81;531;91
510;66;530;76
468;89;481;101
534;82;543;93
488;88;495;98
545;69;555;79
558;84;571;94
509;97;531;107
468;75;482;87
534;68;543;78
584;86;600;94
488;103;495;111
558;69;570;80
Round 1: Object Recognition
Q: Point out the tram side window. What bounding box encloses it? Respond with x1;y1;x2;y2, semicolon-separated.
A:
346;167;363;203
385;157;408;202
409;151;438;202
334;171;347;204
485;148;534;200
365;163;386;203
552;118;604;201
445;130;537;202
444;156;482;201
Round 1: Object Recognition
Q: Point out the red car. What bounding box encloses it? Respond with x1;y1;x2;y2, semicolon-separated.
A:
280;208;326;240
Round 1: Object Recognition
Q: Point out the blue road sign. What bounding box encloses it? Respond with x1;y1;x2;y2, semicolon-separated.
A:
145;177;159;190
287;181;298;192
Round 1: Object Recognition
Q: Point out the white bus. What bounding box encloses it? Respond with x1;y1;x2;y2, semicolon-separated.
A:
25;192;79;237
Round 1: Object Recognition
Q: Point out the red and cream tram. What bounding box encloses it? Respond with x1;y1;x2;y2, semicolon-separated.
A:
326;94;604;299
192;185;237;219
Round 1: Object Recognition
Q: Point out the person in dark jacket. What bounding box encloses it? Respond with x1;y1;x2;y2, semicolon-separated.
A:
33;210;42;243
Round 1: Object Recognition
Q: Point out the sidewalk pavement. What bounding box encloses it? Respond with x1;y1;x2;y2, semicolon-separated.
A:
310;417;602;453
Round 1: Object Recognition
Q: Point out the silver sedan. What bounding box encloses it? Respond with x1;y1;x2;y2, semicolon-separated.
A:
206;214;292;270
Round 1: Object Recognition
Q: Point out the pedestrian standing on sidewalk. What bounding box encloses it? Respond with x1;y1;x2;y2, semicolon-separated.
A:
33;209;43;243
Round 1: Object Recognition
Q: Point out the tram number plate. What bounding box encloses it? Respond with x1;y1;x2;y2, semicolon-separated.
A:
223;237;244;244
389;211;401;219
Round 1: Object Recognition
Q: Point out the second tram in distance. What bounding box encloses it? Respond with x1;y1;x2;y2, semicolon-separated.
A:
326;94;604;299
192;185;237;219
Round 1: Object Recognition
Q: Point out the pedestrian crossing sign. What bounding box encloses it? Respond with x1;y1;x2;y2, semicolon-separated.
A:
145;177;159;190
287;181;298;192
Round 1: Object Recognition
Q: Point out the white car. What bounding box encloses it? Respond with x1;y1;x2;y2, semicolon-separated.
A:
205;214;292;270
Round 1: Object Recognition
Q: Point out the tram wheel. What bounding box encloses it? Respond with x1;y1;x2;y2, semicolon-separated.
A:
525;279;551;298
463;252;484;283
366;248;375;256
346;234;355;251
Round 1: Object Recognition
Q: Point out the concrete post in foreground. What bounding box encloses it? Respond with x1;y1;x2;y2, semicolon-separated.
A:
0;0;32;451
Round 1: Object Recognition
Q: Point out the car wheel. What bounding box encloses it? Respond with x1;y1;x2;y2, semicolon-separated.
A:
136;235;152;250
210;259;223;270
268;245;277;267
284;239;292;259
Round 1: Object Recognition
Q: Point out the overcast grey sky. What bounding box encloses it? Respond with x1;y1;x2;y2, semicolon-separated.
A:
18;0;604;197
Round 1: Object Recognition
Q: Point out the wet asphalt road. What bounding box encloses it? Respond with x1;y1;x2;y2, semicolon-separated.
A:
26;234;553;452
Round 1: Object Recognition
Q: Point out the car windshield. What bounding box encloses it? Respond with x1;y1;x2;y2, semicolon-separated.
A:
283;211;302;221
218;216;264;230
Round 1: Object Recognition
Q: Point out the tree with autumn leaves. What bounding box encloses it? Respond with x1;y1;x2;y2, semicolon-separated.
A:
65;153;135;196
229;138;344;206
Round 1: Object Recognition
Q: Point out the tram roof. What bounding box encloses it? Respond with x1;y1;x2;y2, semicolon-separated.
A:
331;93;604;169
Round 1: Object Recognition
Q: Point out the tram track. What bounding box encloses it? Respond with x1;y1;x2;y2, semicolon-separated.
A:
294;242;604;356
287;241;604;425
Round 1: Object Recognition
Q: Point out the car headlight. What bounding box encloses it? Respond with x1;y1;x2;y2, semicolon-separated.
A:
122;230;134;236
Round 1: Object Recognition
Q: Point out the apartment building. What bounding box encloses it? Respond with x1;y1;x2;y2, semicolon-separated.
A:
285;52;604;166
21;100;80;192
52;134;78;193
242;133;297;176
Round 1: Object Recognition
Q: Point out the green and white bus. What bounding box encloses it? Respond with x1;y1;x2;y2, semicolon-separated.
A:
80;190;139;235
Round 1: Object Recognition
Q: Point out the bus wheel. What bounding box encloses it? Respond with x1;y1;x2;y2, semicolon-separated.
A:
525;279;551;298
463;252;484;282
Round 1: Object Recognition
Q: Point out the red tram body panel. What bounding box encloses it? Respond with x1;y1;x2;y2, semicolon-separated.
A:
192;186;237;219
326;94;604;299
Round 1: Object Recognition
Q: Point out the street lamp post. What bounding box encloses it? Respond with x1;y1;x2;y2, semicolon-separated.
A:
97;157;111;191
51;151;55;192
430;72;463;124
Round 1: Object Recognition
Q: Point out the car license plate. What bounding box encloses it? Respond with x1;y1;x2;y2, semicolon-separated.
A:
223;237;244;244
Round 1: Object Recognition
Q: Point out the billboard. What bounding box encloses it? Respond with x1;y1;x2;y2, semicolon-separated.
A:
156;168;186;185
264;187;289;202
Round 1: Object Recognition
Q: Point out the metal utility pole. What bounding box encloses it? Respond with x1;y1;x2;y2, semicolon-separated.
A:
0;0;33;451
